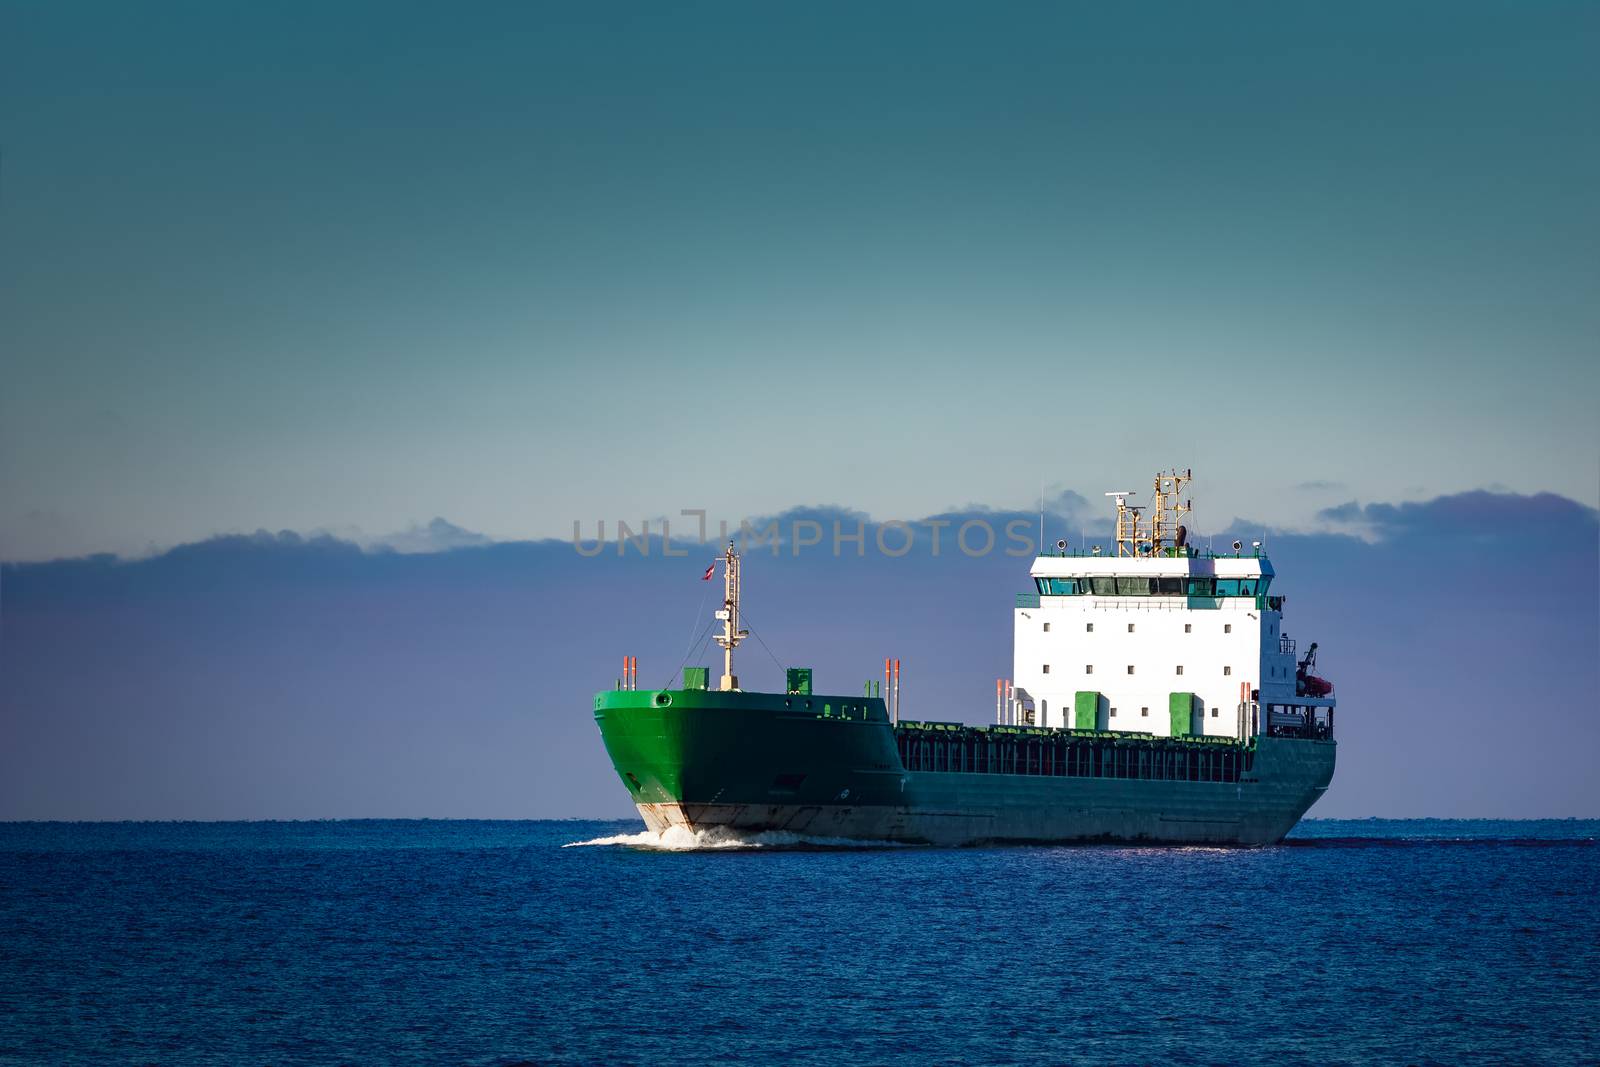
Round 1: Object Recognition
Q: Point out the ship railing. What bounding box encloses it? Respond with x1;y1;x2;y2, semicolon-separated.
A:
1083;598;1218;612
1022;594;1285;613
1264;702;1334;741
1036;548;1271;561
1279;636;1296;655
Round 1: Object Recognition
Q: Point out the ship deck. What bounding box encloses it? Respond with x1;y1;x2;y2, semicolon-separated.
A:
894;721;1258;784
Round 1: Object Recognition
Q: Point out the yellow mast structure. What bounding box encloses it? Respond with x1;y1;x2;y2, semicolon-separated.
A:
1150;468;1193;553
1109;470;1194;557
1106;491;1141;557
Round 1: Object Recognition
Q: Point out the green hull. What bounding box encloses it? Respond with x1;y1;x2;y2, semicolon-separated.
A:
594;688;1335;847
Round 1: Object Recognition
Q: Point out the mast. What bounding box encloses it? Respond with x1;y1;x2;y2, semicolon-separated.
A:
1150;468;1193;553
712;540;748;691
1108;470;1193;556
1105;491;1138;557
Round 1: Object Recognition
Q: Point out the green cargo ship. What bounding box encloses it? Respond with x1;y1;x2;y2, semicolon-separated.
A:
594;470;1336;846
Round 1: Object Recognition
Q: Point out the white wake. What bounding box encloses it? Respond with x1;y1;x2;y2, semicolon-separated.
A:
563;825;905;851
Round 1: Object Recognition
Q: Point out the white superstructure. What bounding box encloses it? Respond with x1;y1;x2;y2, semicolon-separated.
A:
1002;470;1333;739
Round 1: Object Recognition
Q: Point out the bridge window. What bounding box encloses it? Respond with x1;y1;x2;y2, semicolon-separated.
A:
1034;575;1269;598
1208;576;1272;596
1037;578;1086;595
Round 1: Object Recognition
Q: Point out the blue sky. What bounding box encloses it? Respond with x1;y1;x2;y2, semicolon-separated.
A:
2;1;1597;560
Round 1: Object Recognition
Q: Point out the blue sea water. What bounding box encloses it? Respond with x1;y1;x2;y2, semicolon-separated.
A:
1;819;1596;1065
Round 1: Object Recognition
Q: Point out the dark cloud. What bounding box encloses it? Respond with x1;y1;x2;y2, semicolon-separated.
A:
2;491;1595;820
1316;490;1596;551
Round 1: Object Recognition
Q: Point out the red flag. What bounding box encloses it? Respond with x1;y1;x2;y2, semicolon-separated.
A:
701;562;716;581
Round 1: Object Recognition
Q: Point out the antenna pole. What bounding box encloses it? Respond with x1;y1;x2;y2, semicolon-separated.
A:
1039;479;1044;556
